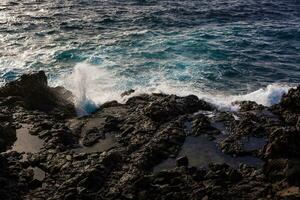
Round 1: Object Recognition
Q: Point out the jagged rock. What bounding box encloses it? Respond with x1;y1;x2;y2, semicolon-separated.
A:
78;168;106;192
192;114;221;136
237;101;265;112
272;86;300;126
265;127;300;158
278;86;300;112
176;156;189;167
264;158;287;182
121;89;135;97
0;71;75;117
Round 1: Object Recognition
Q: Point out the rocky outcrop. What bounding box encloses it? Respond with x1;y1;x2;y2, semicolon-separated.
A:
0;71;75;117
277;87;300;112
272;86;300;126
262;86;300;199
0;72;299;200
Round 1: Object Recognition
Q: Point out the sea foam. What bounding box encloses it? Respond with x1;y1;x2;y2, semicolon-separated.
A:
61;63;292;115
62;63;122;116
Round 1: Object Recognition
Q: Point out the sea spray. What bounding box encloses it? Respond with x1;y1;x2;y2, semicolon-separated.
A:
62;62;125;116
127;82;292;112
61;62;292;115
63;64;97;116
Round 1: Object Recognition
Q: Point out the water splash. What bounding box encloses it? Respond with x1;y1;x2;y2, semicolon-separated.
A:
63;63;97;116
61;62;292;115
130;82;291;112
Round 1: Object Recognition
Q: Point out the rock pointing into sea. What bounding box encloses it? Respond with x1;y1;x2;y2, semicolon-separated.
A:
0;71;76;117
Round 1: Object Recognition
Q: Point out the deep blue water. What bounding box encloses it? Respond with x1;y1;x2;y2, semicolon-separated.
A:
0;0;299;110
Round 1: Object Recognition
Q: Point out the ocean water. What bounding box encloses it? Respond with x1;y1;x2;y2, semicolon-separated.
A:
0;0;299;113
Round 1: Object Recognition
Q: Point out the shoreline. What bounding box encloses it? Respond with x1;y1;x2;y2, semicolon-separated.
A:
0;71;299;199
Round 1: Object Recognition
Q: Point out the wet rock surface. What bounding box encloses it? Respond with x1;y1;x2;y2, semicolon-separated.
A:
0;72;299;199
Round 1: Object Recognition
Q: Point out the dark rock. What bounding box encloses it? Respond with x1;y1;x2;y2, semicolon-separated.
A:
0;71;75;117
278;86;300;112
219;137;244;156
104;115;122;132
29;179;42;189
98;100;122;110
192;114;218;136
227;169;242;182
78;169;105;191
285;159;300;186
82;127;104;146
0;122;16;152
265;127;300;158
145;95;212;122
237;101;264;112
0;113;11;122
272;86;300;127
176;156;189;167
121;89;135;97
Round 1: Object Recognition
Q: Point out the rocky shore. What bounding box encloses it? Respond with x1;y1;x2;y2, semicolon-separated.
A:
0;71;299;200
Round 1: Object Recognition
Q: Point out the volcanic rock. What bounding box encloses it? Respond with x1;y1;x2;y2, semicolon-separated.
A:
0;71;75;117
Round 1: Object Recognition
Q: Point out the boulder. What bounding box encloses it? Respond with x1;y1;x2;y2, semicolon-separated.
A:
121;89;135;97
0;71;76;117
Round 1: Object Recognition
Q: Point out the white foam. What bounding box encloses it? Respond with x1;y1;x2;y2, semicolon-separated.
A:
61;62;124;116
60;62;292;115
128;82;291;112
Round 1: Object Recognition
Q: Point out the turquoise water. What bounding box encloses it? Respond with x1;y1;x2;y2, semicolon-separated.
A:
0;0;299;111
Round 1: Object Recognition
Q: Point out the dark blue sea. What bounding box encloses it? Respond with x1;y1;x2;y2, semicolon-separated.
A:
0;0;299;112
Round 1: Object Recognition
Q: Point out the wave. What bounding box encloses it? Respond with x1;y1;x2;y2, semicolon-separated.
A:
60;63;292;115
128;82;291;112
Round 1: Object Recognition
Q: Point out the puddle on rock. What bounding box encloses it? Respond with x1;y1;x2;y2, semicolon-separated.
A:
10;124;43;153
73;133;117;153
154;135;263;173
211;121;228;134
183;121;193;135
29;167;46;181
28;167;46;181
242;136;267;152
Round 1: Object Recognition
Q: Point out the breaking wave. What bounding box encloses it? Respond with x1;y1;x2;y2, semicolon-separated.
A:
61;63;292;115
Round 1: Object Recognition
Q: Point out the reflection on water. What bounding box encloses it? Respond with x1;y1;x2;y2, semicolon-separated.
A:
242;136;267;152
73;133;117;153
10;124;43;153
29;167;46;181
7;125;46;181
154;135;262;172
